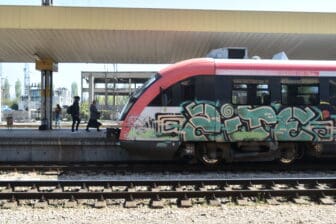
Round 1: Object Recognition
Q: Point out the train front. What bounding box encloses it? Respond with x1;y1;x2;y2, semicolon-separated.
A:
114;72;178;159
114;58;215;160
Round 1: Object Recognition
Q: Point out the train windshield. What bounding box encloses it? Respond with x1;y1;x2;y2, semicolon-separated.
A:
118;73;161;121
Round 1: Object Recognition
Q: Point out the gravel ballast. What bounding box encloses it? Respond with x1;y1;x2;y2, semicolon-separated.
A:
0;205;335;224
1;171;335;223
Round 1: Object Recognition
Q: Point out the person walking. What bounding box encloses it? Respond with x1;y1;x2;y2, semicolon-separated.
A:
86;100;102;132
70;96;81;132
54;104;62;128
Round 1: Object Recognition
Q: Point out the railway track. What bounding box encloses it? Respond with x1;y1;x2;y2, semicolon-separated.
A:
1;159;336;174
0;177;336;208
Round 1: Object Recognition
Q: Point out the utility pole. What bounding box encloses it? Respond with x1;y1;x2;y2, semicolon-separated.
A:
0;63;2;123
24;64;31;120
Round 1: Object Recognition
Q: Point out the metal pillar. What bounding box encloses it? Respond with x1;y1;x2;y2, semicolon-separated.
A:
40;70;53;130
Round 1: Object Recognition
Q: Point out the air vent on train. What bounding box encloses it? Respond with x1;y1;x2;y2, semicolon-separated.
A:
206;47;248;59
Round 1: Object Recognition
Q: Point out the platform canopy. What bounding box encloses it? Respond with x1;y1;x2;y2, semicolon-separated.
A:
0;6;336;63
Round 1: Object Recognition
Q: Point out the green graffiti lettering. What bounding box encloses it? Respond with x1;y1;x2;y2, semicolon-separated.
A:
132;100;336;143
230;127;270;141
302;121;333;141
274;107;313;141
181;102;221;141
224;117;242;134
293;107;315;124
238;106;277;128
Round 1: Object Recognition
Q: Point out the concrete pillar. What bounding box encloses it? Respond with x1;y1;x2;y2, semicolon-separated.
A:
113;81;116;108
40;70;53;130
0;63;2;123
113;81;116;120
80;74;84;103
88;73;94;104
104;73;108;109
129;78;132;96
35;58;57;130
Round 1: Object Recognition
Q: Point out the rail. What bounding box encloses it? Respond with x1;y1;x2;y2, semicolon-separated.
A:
0;177;335;208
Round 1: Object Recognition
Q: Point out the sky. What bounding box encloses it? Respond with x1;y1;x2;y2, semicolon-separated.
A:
1;0;336;97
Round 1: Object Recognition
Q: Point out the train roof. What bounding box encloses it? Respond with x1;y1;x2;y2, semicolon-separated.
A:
159;58;336;78
215;59;336;71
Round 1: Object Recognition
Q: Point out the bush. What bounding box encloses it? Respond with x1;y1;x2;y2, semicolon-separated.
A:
10;103;18;110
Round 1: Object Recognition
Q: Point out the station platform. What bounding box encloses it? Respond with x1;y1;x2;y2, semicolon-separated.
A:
0;122;129;162
0;128;107;138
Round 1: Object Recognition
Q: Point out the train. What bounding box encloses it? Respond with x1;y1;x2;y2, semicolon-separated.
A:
112;58;336;165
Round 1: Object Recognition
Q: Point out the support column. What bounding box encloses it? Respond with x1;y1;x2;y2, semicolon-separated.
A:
35;58;58;130
113;80;116;120
88;73;94;104
40;70;53;129
104;73;108;109
0;63;2;123
80;73;84;103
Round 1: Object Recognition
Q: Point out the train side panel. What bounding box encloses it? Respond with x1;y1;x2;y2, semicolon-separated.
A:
119;59;336;162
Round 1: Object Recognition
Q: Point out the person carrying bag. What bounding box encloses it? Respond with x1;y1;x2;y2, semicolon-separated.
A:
86;100;102;132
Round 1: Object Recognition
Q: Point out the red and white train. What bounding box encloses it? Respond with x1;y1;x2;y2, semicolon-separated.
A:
114;58;336;165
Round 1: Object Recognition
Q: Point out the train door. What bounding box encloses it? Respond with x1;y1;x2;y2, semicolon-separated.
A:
320;77;336;121
193;76;218;142
328;78;336;109
149;76;217;142
310;77;336;156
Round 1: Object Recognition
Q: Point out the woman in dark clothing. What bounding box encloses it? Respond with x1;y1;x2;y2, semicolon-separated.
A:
71;96;81;132
54;104;62;128
86;100;102;132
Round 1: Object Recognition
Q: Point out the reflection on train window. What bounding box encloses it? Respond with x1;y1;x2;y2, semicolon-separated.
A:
231;79;270;105
329;79;336;105
281;78;319;105
149;75;214;106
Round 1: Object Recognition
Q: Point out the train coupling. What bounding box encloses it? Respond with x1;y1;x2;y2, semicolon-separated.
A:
106;128;121;142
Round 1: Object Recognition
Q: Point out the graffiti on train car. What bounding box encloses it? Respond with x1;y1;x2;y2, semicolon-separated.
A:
127;100;335;142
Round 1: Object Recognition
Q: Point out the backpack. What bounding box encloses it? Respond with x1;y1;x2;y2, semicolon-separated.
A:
66;105;73;115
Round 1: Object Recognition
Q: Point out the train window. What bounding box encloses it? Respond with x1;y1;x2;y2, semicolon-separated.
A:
149;84;180;107
215;76;231;103
149;76;215;106
281;78;319;105
231;79;270;105
329;79;336;105
195;76;215;101
180;78;195;102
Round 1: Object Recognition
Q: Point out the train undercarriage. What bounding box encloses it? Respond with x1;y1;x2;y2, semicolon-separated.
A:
177;141;336;165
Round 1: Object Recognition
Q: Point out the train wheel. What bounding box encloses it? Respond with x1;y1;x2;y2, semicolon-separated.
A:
278;143;298;164
196;143;221;166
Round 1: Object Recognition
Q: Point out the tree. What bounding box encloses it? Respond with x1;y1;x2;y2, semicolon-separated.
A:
2;77;10;103
71;82;78;97
97;95;105;105
15;78;22;99
10;99;18;110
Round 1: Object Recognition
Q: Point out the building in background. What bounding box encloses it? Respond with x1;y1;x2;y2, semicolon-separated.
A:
53;87;72;107
18;84;71;120
81;71;154;119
